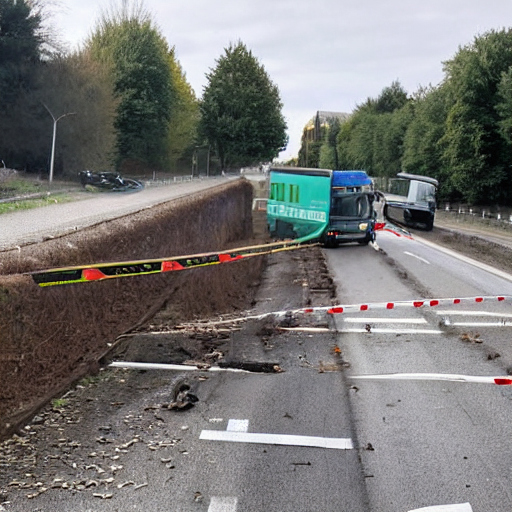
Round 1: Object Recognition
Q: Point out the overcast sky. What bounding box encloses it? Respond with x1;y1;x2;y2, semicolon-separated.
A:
50;0;512;161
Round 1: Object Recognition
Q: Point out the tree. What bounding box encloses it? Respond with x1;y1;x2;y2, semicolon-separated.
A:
0;0;43;110
402;85;454;200
334;82;411;177
166;48;200;173
374;80;408;113
88;0;173;171
442;29;512;204
200;41;287;170
496;67;512;145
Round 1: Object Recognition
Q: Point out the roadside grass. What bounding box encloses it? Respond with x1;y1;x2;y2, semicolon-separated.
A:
0;193;78;215
0;178;44;197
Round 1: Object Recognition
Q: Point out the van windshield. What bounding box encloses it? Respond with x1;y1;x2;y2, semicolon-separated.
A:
330;193;371;219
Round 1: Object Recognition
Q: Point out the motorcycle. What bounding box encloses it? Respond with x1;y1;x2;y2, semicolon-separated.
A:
78;170;144;192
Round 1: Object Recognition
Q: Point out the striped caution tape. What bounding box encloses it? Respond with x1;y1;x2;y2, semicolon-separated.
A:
29;239;319;287
350;373;512;385
175;295;512;328
29;217;415;287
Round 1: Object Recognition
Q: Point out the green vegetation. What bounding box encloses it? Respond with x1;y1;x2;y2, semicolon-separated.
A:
51;398;69;409
0;178;43;196
199;41;288;171
303;29;512;206
0;193;77;215
1;0;280;180
88;2;175;171
1;0;509;204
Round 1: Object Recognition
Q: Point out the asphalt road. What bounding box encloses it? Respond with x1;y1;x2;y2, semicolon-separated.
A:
324;230;512;512
2;183;512;511
0;177;232;251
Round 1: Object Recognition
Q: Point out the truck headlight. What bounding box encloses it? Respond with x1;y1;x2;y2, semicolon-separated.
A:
359;223;368;231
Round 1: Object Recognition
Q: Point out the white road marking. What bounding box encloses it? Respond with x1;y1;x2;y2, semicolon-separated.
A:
404;251;430;264
343;317;427;324
447;321;512;327
408;503;473;512
351;373;511;385
435;310;512;318
200;430;353;450
339;328;443;334
414;234;512;283
227;419;249;432
109;361;251;373
208;496;238;512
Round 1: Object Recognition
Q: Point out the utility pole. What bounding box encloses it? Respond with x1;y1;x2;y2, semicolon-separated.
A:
43;104;76;185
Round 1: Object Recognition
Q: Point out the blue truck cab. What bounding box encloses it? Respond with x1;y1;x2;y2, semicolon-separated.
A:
323;170;377;247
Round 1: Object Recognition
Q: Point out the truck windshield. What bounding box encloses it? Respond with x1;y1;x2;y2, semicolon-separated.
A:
330;193;371;219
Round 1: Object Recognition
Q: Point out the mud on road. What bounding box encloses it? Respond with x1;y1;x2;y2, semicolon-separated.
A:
0;243;337;509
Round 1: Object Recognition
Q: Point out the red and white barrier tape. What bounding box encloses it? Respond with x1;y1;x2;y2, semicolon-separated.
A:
350;373;512;385
178;295;512;328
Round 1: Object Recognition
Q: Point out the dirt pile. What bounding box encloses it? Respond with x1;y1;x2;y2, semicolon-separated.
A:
0;180;265;440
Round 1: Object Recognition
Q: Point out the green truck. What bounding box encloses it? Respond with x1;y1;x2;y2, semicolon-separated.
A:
267;166;377;246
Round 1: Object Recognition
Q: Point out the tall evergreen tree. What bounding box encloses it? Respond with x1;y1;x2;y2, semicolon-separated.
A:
0;0;43;110
166;48;199;172
199;41;287;170
88;1;173;171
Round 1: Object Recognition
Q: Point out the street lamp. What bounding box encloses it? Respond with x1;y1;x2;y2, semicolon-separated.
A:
43;103;76;185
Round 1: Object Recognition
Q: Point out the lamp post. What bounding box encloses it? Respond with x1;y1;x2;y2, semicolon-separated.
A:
43;104;76;185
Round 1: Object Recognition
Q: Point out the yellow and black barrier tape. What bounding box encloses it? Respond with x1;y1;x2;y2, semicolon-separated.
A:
29;238;320;287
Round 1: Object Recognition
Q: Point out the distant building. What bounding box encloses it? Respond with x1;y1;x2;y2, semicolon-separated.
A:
304;111;351;142
298;111;351;167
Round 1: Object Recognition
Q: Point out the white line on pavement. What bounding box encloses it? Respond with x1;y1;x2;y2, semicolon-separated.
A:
414;234;512;283
200;430;353;450
435;310;512;318
339;328;443;334
208;496;238;512
343;317;428;324
404;251;431;264
227;419;249;432
351;373;512;385
448;321;512;327
408;503;473;512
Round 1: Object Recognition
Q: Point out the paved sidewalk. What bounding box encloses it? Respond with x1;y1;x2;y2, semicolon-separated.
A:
0;178;232;251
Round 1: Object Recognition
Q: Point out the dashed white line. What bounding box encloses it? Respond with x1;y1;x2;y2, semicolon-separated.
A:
415;234;512;283
404;251;430;264
227;419;249;432
208;496;238;512
200;430;353;450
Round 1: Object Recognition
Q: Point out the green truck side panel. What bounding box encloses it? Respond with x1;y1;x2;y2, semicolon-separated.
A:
267;170;331;241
